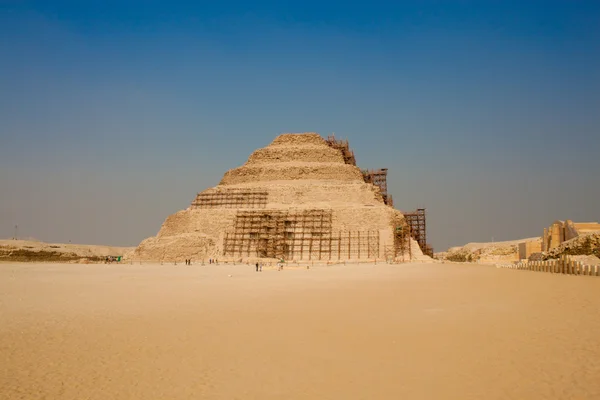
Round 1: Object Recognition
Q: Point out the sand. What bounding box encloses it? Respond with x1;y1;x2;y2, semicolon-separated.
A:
2;262;600;399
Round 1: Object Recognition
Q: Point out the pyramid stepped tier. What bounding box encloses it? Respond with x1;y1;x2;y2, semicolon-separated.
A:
270;133;327;146
246;146;345;165
220;163;364;185
220;133;363;185
192;182;384;209
131;133;425;263
135;233;217;262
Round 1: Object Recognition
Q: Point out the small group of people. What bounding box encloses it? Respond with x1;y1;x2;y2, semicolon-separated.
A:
208;258;218;264
184;259;192;265
255;262;263;272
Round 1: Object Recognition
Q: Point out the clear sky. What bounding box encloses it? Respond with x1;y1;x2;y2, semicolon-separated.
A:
1;1;599;251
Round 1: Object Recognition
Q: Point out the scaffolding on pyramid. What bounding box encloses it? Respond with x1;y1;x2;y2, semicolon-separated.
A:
223;209;380;261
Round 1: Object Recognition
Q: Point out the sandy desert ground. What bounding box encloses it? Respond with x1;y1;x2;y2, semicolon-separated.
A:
1;261;600;399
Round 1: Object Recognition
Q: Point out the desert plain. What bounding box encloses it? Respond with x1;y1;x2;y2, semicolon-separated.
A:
1;261;600;399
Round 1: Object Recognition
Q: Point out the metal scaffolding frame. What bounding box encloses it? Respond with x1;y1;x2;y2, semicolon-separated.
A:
402;208;433;257
191;188;268;209
223;209;380;260
325;134;357;166
393;223;412;262
362;168;393;206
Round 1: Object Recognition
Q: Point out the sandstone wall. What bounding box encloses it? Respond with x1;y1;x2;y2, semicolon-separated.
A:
134;234;217;261
331;207;397;231
544;232;600;260
271;132;328;146
543;220;600;251
133;209;238;261
156;209;237;239
518;240;542;260
218;182;385;207
572;222;600;234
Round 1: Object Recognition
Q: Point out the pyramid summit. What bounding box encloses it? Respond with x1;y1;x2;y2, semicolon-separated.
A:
219;132;364;185
133;132;425;262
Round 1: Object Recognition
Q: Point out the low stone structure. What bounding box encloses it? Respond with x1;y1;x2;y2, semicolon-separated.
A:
543;231;600;260
542;220;600;252
518;240;542;260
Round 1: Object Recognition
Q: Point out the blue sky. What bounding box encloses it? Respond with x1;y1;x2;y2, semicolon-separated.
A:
1;1;599;250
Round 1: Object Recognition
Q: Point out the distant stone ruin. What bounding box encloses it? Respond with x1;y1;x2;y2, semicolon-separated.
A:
133;133;426;262
542;220;600;252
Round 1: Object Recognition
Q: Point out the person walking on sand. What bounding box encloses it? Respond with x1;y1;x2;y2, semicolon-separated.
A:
256;262;259;272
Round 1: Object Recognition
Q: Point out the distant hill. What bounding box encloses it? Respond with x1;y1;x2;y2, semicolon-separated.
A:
0;239;133;263
438;237;541;263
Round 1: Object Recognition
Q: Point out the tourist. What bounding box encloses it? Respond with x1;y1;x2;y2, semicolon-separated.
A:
256;262;259;272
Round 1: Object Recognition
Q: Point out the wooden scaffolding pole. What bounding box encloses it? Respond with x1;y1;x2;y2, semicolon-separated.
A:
348;231;351;260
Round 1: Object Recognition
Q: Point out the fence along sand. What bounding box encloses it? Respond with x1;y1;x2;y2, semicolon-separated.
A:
498;255;600;277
